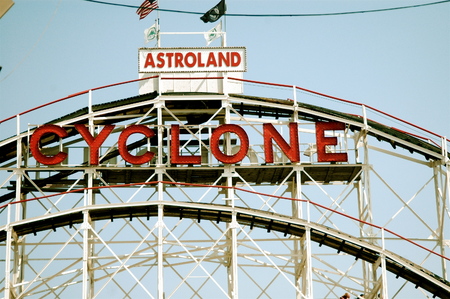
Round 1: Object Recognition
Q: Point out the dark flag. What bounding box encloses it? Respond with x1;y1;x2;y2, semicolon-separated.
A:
137;0;158;20
200;0;226;23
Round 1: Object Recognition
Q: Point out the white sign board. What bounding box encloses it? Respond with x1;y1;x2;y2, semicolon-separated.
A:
139;47;246;73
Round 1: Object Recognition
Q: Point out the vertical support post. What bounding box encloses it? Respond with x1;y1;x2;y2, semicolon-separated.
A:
435;136;449;280
227;179;238;298
83;151;95;298
15;115;23;222
88;90;93;114
88;90;94;135
156;99;165;299
16;114;21;164
293;85;297;103
222;72;228;96
357;181;371;293
290;167;307;298
4;228;13;299
157;204;164;299
304;228;313;299
222;98;238;298
12;229;25;296
357;108;376;293
444;151;449;281
157;75;161;96
14;175;23;224
362;105;368;131
380;229;389;299
13;114;26;294
82;210;93;299
221;20;227;97
303;165;314;299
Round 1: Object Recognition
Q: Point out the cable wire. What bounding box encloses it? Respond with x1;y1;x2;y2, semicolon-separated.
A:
84;0;450;17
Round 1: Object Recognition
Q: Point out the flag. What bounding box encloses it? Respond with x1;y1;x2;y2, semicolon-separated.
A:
144;23;158;43
204;22;222;46
200;0;226;23
137;0;158;20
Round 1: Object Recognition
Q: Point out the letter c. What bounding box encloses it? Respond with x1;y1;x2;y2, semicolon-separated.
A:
30;124;68;165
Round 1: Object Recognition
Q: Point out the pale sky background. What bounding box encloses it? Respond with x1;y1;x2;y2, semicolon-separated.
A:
0;1;449;297
0;0;449;140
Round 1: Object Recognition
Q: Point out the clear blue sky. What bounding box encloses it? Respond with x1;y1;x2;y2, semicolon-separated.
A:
0;1;449;297
1;0;449;140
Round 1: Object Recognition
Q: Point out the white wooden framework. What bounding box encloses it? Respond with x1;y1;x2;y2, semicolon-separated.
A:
0;77;449;298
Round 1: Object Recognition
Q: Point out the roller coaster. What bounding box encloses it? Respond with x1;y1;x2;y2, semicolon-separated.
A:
0;75;449;298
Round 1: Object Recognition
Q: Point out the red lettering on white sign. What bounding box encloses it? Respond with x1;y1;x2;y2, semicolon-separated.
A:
139;48;246;73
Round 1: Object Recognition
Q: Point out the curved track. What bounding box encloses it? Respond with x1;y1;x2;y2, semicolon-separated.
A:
1;201;449;297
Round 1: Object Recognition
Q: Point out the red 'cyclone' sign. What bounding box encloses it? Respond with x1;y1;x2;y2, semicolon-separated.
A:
30;122;348;166
139;47;247;73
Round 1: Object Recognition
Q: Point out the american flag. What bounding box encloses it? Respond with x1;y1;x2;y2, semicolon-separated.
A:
136;0;158;20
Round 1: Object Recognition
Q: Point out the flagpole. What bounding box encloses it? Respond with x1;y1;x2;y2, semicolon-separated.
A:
157;3;161;47
156;18;161;47
156;3;161;97
222;2;227;47
222;1;227;96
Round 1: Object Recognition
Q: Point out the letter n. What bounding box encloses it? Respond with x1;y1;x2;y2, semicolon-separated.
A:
263;123;300;163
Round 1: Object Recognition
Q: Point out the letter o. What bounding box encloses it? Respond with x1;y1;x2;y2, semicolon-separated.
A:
30;124;68;165
118;125;155;165
184;52;197;68
211;124;249;164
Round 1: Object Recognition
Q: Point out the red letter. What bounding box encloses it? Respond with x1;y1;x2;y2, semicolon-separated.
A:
175;52;184;67
166;53;174;67
75;124;115;165
118;125;155;165
218;52;230;67
30;125;68;165
231;52;241;67
263;123;299;163
184;52;196;67
170;124;201;164
206;52;217;67
211;124;249;164
197;52;205;67
144;53;155;68
156;52;165;68
315;122;348;162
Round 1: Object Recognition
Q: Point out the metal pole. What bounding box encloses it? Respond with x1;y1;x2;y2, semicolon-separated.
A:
291;166;305;298
228;182;238;298
84;86;95;297
4;228;13;299
304;227;313;299
15;115;22;222
157;99;165;299
223;99;238;298
359;108;376;293
82;210;92;299
380;229;389;299
437;136;449;280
